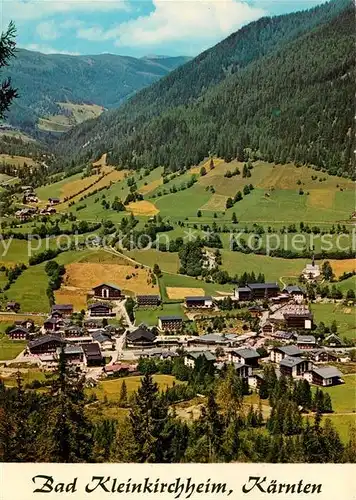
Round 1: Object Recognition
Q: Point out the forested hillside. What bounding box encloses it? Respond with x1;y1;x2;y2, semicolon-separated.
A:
3;49;190;135
57;0;354;177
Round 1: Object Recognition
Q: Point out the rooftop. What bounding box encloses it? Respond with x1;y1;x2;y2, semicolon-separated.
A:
159;315;183;321
185;296;212;301
275;345;302;356
231;348;260;359
29;335;64;348
93;283;121;291
311;366;342;379
187;351;216;361
280;356;306;368
297;335;316;343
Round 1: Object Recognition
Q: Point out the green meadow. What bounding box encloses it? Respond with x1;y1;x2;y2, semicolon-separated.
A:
310;303;355;340
135;302;187;326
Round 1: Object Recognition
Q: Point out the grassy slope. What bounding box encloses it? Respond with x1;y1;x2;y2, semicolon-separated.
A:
135;302;187;326
310;303;355;340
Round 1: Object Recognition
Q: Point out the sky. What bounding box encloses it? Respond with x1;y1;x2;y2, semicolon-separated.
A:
0;0;324;58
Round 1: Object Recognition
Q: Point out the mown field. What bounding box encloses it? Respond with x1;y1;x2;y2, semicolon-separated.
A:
0;334;26;361
135;302;187;326
310;303;355;340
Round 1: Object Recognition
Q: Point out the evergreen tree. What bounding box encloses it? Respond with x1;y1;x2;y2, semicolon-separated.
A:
119;380;128;407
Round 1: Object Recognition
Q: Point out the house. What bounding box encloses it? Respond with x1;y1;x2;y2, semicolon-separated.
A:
215;361;252;378
279;356;312;378
228;348;260;368
56;345;85;366
43;317;64;332
248;373;264;389
323;334;343;347
186;333;229;348
304;366;343;387
184;296;213;309
158;315;183;332
296;335;317;350
81;343;103;366
248;305;264;317
104;363;137;377
235;282;280;301
234;286;252;301
92;331;115;350
28;335;65;355
308;348;338;363
261;320;274;335
284;311;313;330
271;330;295;341
64;325;84;337
184;351;216;369
134;348;179;360
284;285;306;303
125;325;156;348
136;295;161;307
84;318;104;329
270;293;290;305
92;283;123;300
48;197;60;205
7;326;29;340
51;304;73;317
88;302;114;317
270;345;303;363
6;302;20;313
14;319;34;331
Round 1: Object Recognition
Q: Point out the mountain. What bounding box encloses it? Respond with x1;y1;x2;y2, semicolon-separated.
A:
57;0;354;177
3;49;190;136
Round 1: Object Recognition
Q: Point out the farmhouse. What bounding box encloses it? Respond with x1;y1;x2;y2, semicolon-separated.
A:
64;325;84;337
296;335;317;349
84;318;104;329
28;335;65;355
302;262;321;281
158;315;183;332
88;302;114;317
248;305;264;317
51;304;73;317
81;343;103;366
308;348;338;363
228;348;260;368
48;197;60;205
270;345;303;363
136;295;161;307
184;351;216;369
279;356;312;378
92;283;123;300
92;331;115;350
6;302;20;312
261;320;274;335
304;366;343;387
235;282;280;301
187;333;229;348
284;285;306;302
184;296;213;309
104;363;137;377
134;348;179;360
56;345;85;366
15;319;34;331
284;311;313;330
7;326;29;340
43;317;65;332
323;334;343;347
126;325;156;348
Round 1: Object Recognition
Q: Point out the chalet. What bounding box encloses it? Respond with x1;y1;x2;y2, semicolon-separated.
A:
184;296;213;309
15;319;34;331
158;315;183;332
323;334;343;347
284;311;313;330
7;326;29;340
248;305;264;317
279;356;312;378
56;345;85;366
248;373;264;389
81;343;103;366
184;351;216;369
228;348;260;368
235;282;280;301
51;304;73;317
40;207;56;215
104;363;137;377
136;295;161;307
125;325;156;348
6;302;20;313
284;285;306;303
92;331;115;350
187;333;229;348
84;318;104;329
261;320;274;335
270;345;303;363
215;362;252;378
43;317;64;332
134;348;179;360
92;283;122;300
271;330;295;341
64;325;84;337
28;335;65;355
296;335;317;350
304;366;343;387
65;336;93;345
48;197;60;205
308;348;338;363
270;293;290;305
88;302;114;317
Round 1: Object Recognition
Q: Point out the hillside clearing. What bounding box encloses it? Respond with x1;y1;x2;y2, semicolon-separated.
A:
138;178;163;194
0;154;38;167
200;194;229;211
127;200;159;216
166;286;206;299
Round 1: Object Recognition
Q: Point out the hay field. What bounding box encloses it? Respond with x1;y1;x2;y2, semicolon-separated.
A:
307;189;335;209
138;178;163;194
166;287;205;299
190;157;224;175
60;173;102;199
54;287;88;312
0;154;38;167
326;259;356;277
93;153;107;167
127;200;159;216
62;262;159;296
200;194;228;211
0;314;45;325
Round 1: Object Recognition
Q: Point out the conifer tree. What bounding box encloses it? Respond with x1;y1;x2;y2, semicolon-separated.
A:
119;380;128;407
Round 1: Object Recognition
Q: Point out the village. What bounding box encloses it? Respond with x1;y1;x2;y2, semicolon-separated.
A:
3;273;353;391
